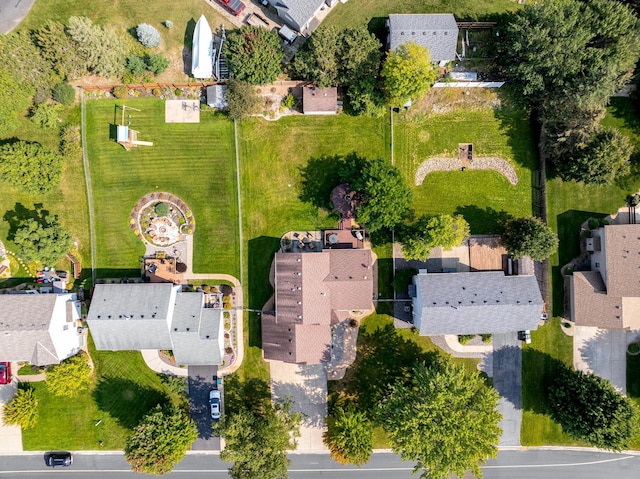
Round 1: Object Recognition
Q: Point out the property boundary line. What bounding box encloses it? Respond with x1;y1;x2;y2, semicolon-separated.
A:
233;119;244;288
80;89;97;284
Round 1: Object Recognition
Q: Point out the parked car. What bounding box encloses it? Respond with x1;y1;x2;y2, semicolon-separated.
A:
216;0;245;16
0;362;11;384
45;452;73;467
518;330;531;344
209;389;221;420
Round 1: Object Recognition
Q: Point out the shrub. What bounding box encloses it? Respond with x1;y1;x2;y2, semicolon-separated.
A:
136;23;161;48
458;334;475;345
164;20;173;29
154;202;169;216
127;56;147;76
588;218;600;230
282;93;296;109
481;334;492;343
33;88;50;105
46;352;93;397
152;88;161;97
628;343;640;355
2;386;38;429
174;88;181;97
52;82;75;105
60;125;82;161
113;85;129;99
145;53;169;75
31;103;62;129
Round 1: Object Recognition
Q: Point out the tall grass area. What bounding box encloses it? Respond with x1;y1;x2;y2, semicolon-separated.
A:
394;90;536;234
0;106;90;278
85;99;240;278
546;98;640;316
22;337;173;450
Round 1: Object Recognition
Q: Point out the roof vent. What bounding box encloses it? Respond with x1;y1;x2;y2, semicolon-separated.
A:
401;32;405;35
108;315;112;319
97;315;101;319
186;327;190;331
297;258;301;262
174;327;178;331
288;328;292;332
433;31;436;35
288;339;292;343
483;300;487;303
289;352;292;355
291;288;295;291
471;301;475;304
297;286;301;290
364;276;367;279
206;335;210;339
297;301;302;305
141;315;144;318
462;286;466;290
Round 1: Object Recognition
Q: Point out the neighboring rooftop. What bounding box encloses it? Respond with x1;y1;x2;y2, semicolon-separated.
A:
387;14;459;63
412;271;543;335
267;0;325;32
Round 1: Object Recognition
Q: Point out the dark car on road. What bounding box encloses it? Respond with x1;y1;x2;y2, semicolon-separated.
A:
0;362;11;384
45;452;73;467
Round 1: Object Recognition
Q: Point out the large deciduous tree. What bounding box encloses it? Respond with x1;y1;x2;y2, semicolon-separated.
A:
0;141;64;194
46;353;93;397
381;42;437;108
401;214;470;261
559;127;632;185
224;26;284;85
217;399;301;479
125;404;198;475
340;156;412;232
548;367;638;450
501;217;558;261
291;26;342;88
226;79;262;120
378;360;502;479
323;407;373;466
13;215;73;266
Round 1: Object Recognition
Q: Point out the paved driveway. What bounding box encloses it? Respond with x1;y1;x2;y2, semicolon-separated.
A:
574;326;627;394
269;361;327;452
491;333;522;447
0;376;22;452
0;0;35;33
187;365;220;451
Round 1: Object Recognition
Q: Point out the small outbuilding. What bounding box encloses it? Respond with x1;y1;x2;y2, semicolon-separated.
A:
302;86;338;115
206;85;229;109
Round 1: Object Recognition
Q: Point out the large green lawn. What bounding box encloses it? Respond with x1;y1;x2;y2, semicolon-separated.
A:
546;98;640;316
85;98;240;278
23;337;175;450
394;90;537;234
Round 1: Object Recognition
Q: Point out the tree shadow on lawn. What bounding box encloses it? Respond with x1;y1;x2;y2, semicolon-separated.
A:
298;155;345;210
94;377;168;429
3;202;50;240
182;18;197;76
247;236;280;348
551;210;607;317
453;205;512;236
522;347;571;417
493;92;539;170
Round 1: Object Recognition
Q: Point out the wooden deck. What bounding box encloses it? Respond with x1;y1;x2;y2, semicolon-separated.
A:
468;235;507;272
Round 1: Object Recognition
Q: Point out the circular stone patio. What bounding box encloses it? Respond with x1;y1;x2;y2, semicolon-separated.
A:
130;192;196;247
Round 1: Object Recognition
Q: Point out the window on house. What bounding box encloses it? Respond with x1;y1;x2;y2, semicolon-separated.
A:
63;325;69;331
595;262;600;268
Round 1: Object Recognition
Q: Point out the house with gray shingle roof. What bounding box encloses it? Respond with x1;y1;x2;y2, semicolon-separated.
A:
411;271;543;335
87;283;223;365
262;246;374;364
387;14;459;65
570;223;640;330
0;293;82;366
266;0;326;33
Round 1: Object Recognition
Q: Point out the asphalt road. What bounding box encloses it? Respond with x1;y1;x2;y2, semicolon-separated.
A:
1;450;639;479
0;0;35;33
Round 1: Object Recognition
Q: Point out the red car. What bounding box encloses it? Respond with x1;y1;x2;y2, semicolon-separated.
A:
216;0;246;16
0;362;11;385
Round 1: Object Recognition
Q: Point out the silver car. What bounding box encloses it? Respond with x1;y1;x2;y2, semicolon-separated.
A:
209;389;221;420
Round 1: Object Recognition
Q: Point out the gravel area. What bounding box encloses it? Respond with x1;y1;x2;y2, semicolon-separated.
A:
415;157;518;186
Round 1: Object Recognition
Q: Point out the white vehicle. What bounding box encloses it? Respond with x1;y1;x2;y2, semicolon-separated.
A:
209;389;221;420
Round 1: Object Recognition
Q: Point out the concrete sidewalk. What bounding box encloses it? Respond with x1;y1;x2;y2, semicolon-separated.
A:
0;381;22;452
141;350;188;377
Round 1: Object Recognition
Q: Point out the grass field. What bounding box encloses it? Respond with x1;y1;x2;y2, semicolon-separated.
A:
394;90;536;234
85;98;240;278
23;337;173;450
18;0;230;82
520;318;581;446
546;98;640;316
0;106;90;283
324;0;520;34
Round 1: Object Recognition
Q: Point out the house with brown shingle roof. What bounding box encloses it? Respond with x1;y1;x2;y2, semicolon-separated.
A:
303;86;338;115
570;223;640;329
262;247;373;364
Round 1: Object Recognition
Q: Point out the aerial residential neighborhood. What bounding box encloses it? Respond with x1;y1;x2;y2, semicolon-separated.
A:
1;0;640;477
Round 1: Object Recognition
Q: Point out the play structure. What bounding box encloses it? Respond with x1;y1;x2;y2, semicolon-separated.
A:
117;105;153;150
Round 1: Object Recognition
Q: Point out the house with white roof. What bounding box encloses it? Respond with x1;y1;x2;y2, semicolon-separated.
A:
87;283;223;366
0;293;82;366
